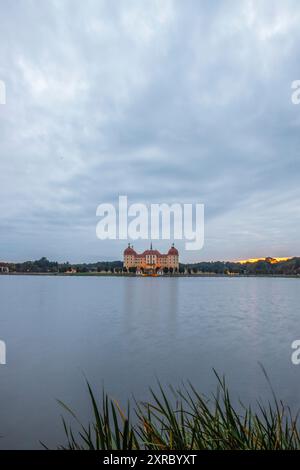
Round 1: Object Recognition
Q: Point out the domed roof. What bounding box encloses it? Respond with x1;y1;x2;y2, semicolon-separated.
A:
168;245;178;255
124;244;136;255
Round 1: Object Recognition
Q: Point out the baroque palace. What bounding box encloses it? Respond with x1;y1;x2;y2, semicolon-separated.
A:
123;243;179;275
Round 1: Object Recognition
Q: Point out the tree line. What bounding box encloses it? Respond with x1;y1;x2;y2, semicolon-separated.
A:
3;256;300;275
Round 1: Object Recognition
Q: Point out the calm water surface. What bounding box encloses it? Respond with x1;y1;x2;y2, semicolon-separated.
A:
0;275;299;449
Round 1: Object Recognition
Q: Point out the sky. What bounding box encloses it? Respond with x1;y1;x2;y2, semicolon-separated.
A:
0;0;300;263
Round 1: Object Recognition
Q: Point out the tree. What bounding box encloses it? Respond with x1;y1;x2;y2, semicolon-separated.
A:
129;267;137;273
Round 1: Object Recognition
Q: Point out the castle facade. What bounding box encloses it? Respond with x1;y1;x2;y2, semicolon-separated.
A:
123;243;179;274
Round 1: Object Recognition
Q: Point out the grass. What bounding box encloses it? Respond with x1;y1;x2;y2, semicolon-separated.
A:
54;370;300;450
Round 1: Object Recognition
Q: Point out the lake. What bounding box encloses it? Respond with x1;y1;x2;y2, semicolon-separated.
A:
0;275;299;449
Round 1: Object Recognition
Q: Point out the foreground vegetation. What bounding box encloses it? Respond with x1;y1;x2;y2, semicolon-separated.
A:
55;372;300;450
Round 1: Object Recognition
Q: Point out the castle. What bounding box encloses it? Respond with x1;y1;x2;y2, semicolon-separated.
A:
123;243;179;275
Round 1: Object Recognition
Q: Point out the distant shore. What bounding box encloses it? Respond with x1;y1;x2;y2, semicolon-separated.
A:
1;256;299;277
1;272;299;278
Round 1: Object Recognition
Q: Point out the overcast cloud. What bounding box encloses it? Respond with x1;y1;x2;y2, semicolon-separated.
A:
0;0;300;263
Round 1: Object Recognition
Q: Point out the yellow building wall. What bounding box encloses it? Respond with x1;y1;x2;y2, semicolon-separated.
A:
124;254;179;270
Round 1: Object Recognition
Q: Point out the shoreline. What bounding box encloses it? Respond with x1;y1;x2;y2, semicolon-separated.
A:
0;272;299;279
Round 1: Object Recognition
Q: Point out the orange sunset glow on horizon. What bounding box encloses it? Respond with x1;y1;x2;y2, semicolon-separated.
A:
235;257;292;265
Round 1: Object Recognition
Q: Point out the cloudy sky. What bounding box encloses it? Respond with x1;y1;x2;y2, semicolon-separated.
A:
0;0;300;263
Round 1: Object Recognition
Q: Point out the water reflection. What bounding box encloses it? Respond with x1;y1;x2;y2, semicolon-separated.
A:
123;277;179;332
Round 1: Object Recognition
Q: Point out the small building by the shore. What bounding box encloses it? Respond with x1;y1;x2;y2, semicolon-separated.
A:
65;267;77;274
0;263;9;273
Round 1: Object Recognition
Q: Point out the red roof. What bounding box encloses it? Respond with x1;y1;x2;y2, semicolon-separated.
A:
124;245;178;257
124;247;137;255
142;249;162;256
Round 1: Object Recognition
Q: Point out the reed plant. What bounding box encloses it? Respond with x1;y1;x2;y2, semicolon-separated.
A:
55;371;300;450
